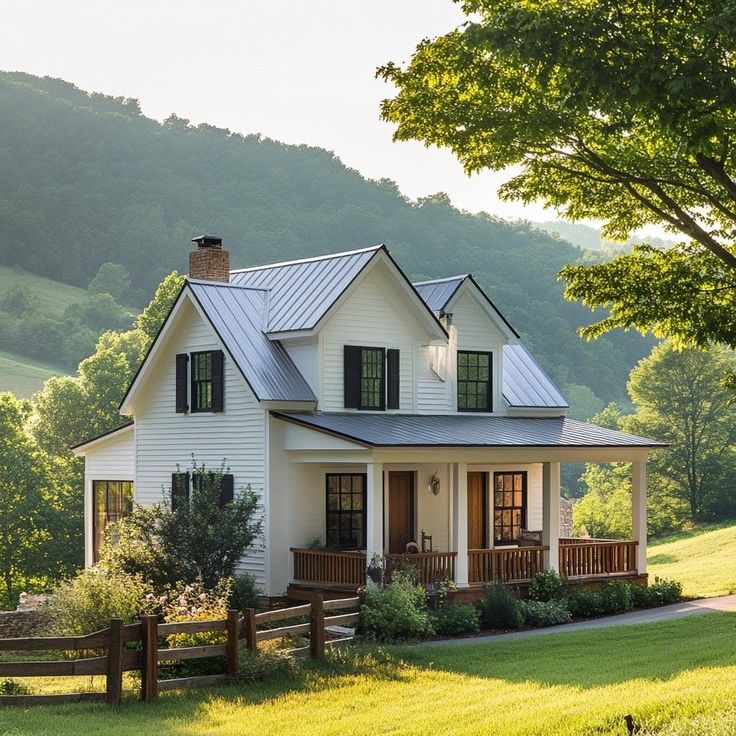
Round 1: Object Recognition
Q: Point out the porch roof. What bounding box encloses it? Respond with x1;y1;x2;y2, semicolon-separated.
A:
272;411;666;449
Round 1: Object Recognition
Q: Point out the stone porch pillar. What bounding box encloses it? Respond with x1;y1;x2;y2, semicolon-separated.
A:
632;460;647;575
542;462;560;572
452;462;469;586
366;462;384;562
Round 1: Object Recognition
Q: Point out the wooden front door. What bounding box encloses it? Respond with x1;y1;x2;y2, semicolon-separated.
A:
388;472;415;553
467;472;487;549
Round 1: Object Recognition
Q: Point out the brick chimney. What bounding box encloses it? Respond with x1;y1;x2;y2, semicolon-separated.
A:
189;235;230;282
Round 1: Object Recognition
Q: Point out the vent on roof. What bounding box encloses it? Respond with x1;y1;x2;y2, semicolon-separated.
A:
189;235;229;282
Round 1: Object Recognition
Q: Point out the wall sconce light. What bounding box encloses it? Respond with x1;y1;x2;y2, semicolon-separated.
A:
429;473;441;496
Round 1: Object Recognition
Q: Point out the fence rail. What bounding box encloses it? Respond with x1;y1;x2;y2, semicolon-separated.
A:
468;546;548;584
558;540;638;577
291;548;367;587
384;551;457;585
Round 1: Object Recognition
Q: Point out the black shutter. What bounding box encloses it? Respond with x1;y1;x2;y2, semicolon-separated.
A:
219;474;234;507
387;349;400;409
343;345;361;409
175;354;189;413
211;350;224;412
171;472;190;511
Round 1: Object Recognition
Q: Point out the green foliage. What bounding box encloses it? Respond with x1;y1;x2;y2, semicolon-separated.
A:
100;459;262;590
566;578;681;619
0;679;30;696
476;583;524;630
229;574;262;611
88;263;132;303
565;588;605;619
519;599;572;627
431;604;480;637
599;581;633;615
380;0;736;348
42;566;149;636
528;570;567;603
0;286;33;316
357;574;436;643
630;578;683;608
238;649;295;684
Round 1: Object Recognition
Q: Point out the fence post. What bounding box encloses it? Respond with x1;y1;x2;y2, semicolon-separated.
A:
310;592;325;659
140;615;159;702
106;618;124;706
226;609;240;678
243;608;257;653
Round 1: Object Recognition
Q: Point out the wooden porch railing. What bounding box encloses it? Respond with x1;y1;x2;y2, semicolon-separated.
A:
291;548;367;587
385;551;456;584
468;546;548;584
558;539;638;577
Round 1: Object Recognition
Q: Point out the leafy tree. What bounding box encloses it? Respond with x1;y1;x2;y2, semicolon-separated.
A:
100;460;262;590
0;285;33;316
378;0;736;347
88;262;132;303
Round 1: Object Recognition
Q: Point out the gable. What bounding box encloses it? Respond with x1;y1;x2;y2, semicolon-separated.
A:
451;290;509;348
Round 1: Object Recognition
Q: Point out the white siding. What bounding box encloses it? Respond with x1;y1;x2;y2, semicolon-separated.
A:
283;338;319;397
416;346;453;413
320;268;428;413
134;299;268;587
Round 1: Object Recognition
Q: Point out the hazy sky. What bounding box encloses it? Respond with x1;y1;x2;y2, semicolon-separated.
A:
0;1;553;222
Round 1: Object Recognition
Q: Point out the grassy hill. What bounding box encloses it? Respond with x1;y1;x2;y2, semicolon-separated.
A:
648;524;736;598
0;349;63;398
0;264;89;316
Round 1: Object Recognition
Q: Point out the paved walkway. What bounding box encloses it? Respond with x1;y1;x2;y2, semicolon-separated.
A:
421;594;736;647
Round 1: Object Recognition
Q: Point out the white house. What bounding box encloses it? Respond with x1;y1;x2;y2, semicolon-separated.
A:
74;236;663;599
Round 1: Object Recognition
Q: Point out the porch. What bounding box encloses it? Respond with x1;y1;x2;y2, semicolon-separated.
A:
289;538;640;593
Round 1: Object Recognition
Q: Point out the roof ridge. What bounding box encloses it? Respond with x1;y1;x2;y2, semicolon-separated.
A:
413;274;469;286
229;244;384;274
186;279;270;292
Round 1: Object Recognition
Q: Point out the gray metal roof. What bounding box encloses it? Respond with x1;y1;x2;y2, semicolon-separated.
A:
413;276;467;314
229;245;381;333
188;280;316;402
273;412;665;448
503;344;568;409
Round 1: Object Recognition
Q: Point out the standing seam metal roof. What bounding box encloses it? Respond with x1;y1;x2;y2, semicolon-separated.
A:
187;280;316;402
272;412;665;448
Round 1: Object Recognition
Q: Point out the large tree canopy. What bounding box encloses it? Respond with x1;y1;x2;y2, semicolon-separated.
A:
379;0;736;346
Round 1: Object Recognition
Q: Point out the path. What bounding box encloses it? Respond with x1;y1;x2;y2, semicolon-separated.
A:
421;594;736;647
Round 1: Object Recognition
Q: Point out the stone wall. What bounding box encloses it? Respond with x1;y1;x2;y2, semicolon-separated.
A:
0;593;46;638
560;496;574;538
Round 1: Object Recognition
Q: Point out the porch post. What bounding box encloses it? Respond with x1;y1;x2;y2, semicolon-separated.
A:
452;462;469;586
631;459;647;575
542;462;560;572
366;462;384;562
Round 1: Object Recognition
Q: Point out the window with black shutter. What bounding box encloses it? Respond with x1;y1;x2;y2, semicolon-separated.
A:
191;350;224;412
175;354;189;413
457;351;492;412
171;472;190;511
190;471;235;508
344;345;396;411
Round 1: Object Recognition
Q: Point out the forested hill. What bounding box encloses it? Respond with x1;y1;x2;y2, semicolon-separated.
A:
0;71;653;406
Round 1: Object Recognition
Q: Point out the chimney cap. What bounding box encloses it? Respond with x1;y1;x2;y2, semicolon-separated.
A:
192;234;223;248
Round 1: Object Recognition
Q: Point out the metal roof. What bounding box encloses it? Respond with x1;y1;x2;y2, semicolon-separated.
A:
188;280;316;402
413;275;467;314
273;412;665;448
502;344;568;409
229;245;381;333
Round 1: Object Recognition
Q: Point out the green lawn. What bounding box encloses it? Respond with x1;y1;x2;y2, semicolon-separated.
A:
1;613;735;735
648;523;736;598
0;349;64;398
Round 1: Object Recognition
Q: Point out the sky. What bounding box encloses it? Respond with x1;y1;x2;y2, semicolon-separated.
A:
0;0;555;224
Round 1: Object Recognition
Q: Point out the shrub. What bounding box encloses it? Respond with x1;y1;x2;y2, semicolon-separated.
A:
528;570;567;602
0;679;30;695
357;573;436;642
520;599;572;627
43;566;149;636
477;583;524;630
229;574;262;611
238;649;295;683
565;588;604;619
432;604;480;637
631;578;682;608
599;581;633;614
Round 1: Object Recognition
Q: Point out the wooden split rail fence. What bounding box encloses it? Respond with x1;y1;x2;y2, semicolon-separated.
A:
0;593;361;708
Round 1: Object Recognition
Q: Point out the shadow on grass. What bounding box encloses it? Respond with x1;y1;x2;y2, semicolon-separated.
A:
647;553;678;564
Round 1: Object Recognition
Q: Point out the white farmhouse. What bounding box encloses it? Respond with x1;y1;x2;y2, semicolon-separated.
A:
74;236;663;599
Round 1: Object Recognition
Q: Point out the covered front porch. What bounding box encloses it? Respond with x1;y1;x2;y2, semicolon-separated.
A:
270;412;656;597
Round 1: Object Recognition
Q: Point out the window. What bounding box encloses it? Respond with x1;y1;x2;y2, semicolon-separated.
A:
171;471;234;510
93;480;133;561
493;472;526;545
187;350;224;413
344;346;400;410
457;351;492;411
326;473;366;549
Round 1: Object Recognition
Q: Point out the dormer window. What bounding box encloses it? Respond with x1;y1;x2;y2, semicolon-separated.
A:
457;350;492;412
344;345;400;411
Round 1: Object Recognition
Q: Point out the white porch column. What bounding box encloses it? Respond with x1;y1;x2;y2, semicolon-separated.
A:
366;462;384;561
632;460;647;575
452;462;469;586
542;462;560;572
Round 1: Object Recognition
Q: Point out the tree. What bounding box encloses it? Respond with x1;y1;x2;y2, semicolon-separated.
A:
625;343;736;520
100;460;262;590
88;262;131;303
378;0;736;347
